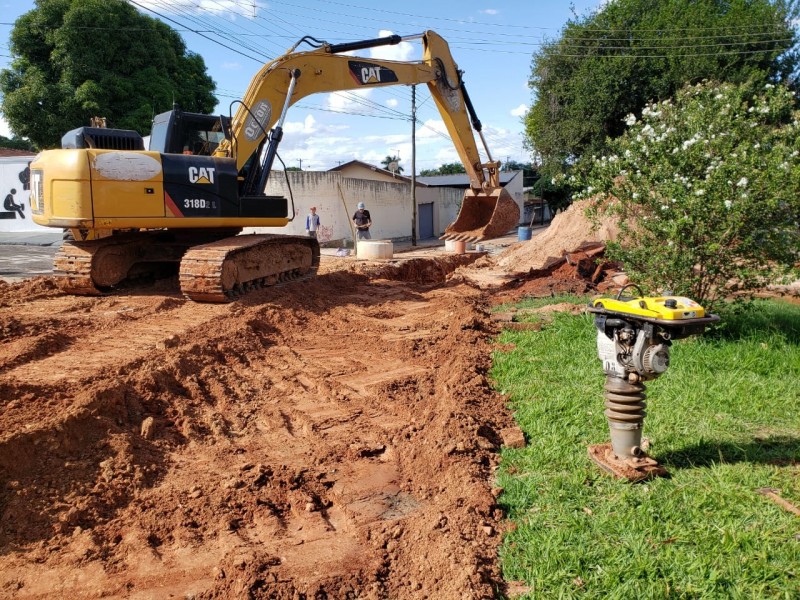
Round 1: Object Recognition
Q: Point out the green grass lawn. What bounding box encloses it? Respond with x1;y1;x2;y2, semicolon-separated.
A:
492;298;800;599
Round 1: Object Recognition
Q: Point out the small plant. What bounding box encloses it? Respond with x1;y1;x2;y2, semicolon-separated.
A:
573;80;800;310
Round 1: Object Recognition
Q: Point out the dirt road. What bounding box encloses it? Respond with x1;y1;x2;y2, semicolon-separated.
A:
0;252;522;599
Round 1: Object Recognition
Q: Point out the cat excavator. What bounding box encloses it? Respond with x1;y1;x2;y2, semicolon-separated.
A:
28;30;519;302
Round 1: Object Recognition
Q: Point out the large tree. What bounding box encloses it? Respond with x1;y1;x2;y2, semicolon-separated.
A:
0;0;217;148
525;0;799;176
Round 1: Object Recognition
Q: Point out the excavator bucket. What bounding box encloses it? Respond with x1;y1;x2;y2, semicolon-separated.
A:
441;186;520;243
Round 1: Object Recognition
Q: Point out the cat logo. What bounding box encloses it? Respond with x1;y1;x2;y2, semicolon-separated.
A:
188;166;215;185
348;60;399;86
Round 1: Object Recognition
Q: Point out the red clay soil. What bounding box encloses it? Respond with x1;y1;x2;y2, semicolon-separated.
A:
0;261;523;599
0;205;625;599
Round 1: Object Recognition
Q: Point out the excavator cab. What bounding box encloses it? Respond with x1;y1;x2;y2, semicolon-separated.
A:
149;106;231;156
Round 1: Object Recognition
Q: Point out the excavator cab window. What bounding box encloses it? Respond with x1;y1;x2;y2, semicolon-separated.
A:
149;106;230;156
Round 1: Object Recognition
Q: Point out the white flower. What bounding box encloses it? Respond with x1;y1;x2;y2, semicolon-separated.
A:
736;177;748;188
661;205;669;211
724;199;733;209
695;189;705;196
624;113;637;126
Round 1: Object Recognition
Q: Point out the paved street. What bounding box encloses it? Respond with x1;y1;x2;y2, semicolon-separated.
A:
0;232;62;282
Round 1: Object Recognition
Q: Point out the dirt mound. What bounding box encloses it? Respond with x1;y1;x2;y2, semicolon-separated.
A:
496;199;619;273
0;258;517;598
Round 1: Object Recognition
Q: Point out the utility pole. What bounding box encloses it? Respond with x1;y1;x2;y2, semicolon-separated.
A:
297;158;303;170
411;84;417;247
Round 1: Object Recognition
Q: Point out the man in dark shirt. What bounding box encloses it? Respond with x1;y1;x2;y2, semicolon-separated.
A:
352;202;372;240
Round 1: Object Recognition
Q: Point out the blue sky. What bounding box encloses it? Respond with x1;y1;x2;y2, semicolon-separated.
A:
0;0;604;171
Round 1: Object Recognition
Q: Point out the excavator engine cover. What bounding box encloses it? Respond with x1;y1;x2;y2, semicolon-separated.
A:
441;186;519;242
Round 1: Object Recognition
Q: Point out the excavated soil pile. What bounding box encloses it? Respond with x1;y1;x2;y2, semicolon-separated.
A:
454;199;623;302
495;199;619;273
0;261;519;599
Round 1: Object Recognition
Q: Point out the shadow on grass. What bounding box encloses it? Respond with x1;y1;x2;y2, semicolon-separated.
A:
658;435;800;470
708;300;800;345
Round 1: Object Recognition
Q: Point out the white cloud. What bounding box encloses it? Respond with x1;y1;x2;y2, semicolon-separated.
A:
283;114;317;135
416;118;449;139
0;115;11;138
133;0;257;18
326;88;374;113
386;98;398;108
368;30;416;62
480;9;499;16
221;62;242;71
510;104;528;117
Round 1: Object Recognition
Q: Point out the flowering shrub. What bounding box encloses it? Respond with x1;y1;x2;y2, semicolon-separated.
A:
573;80;800;308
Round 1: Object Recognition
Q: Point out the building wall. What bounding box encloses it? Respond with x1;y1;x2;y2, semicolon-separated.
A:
503;171;525;225
0;157;50;232
250;171;463;244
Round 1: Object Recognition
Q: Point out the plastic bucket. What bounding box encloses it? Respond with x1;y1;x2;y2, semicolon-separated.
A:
445;240;467;254
518;226;532;241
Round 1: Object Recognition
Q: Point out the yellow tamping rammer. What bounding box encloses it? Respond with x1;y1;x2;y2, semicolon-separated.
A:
586;284;719;481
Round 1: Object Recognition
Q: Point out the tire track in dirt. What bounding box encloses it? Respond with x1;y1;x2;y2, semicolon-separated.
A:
1;295;224;386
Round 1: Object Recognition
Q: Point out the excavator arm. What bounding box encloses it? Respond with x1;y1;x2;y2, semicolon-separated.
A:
216;30;518;241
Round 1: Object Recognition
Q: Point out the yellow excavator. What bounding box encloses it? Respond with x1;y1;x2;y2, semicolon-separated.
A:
28;30;519;302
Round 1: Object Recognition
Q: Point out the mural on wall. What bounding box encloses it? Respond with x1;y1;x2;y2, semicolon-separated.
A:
316;225;333;244
0;160;50;232
1;165;29;220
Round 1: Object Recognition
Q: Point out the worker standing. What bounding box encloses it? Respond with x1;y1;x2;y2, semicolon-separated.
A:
352;202;372;240
306;206;320;238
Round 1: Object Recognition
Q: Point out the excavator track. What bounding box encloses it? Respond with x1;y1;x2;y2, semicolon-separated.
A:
53;232;191;296
179;234;321;303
